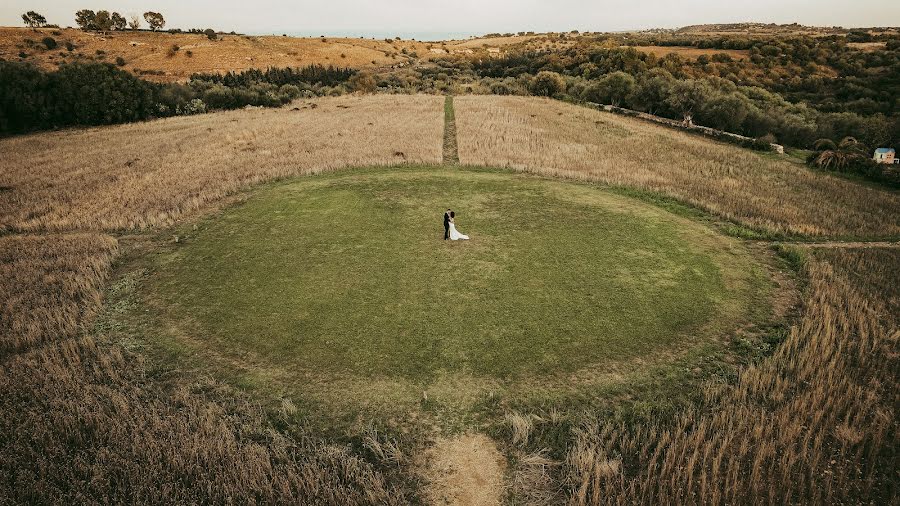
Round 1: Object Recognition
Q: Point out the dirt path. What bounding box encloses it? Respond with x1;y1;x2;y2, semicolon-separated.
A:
443;96;460;165
792;241;900;249
423;434;506;506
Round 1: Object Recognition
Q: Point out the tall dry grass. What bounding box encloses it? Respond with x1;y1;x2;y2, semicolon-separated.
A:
0;94;443;232
0;233;117;357
0;233;406;504
563;247;898;504
455;95;900;239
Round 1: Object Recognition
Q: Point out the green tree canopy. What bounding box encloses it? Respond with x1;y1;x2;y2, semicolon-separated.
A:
21;11;47;28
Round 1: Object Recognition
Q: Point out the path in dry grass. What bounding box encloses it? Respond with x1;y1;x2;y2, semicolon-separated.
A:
0;94;443;232
423;434;506;506
793;241;900;249
454;95;900;239
443;96;460;165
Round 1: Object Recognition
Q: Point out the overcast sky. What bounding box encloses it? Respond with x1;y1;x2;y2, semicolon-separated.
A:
3;1;898;37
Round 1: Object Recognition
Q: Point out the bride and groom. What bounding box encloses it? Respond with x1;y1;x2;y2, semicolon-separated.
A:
443;209;469;241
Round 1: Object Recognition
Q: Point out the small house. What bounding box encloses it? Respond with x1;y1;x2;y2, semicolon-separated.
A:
873;147;897;164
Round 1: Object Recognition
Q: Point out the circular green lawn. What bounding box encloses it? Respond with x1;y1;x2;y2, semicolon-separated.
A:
149;167;766;402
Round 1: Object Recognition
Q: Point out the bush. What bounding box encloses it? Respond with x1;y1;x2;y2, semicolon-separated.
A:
529;71;565;97
178;98;207;115
0;61;156;134
115;56;126;66
204;29;217;41
65;42;75;51
42;37;57;50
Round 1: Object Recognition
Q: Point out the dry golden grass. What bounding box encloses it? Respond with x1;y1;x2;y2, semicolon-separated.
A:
0;233;117;356
455;95;900;239
0;231;406;504
564;247;899;504
1;27;442;81
628;45;749;60
0;94;443;232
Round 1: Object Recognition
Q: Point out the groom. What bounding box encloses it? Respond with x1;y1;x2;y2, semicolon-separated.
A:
443;208;452;240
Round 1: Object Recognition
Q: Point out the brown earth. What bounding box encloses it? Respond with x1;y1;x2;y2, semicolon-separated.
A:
423;434;507;506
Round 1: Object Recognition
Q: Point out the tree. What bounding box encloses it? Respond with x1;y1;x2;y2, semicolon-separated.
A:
94;10;113;32
111;12;127;31
812;137;868;171
75;9;96;31
586;71;636;107
665;79;712;125
529;71;565;97
128;14;141;30
21;11;47;29
143;12;165;32
630;68;675;115
699;93;751;133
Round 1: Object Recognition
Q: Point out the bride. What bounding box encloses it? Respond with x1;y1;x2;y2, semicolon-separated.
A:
448;211;469;240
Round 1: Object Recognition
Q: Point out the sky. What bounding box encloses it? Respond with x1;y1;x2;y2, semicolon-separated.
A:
3;0;899;39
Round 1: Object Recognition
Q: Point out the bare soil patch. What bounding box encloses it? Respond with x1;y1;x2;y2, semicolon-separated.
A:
423;434;506;506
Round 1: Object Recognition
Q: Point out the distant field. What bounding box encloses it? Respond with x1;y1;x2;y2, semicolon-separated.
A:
627;45;749;60
847;41;888;51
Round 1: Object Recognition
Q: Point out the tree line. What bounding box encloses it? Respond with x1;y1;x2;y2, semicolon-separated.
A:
19;10;165;31
74;10;164;31
0;61;357;136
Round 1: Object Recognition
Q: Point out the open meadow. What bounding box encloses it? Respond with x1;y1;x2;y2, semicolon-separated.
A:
1;94;897;504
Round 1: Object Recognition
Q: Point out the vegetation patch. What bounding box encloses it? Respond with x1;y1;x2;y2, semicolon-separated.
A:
124;167;770;430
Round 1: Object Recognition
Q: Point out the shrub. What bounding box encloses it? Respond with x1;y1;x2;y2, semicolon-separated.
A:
204;28;217;41
349;71;377;92
65;42;75;51
178;98;207;115
529;71;565;97
115;56;126;66
42;37;57;50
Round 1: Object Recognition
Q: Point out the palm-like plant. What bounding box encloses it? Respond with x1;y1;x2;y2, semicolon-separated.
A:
813;137;867;172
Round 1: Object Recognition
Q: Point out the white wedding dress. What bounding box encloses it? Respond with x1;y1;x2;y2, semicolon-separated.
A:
448;221;469;240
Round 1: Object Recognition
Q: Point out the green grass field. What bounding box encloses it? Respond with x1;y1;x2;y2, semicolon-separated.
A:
127;166;771;428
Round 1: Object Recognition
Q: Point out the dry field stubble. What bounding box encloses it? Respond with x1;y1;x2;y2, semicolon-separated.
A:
561;247;899;504
455;95;900;239
628;45;750;60
0;94;443;231
0;233;117;356
0;232;406;504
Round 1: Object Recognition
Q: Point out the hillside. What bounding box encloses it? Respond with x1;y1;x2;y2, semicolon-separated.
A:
0;27;501;82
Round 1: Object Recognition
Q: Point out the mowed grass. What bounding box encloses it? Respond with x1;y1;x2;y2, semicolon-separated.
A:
143;167;766;402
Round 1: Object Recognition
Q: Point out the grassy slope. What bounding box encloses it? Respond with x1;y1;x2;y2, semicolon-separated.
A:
117;166;770;431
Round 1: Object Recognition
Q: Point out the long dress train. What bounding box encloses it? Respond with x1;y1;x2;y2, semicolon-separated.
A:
449;222;469;240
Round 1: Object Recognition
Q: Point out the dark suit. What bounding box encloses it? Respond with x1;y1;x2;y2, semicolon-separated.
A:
443;212;451;240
